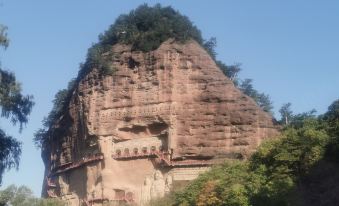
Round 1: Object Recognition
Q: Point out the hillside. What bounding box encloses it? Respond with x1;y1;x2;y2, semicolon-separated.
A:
35;4;279;206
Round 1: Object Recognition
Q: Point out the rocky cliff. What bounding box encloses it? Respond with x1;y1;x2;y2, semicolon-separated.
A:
42;39;278;206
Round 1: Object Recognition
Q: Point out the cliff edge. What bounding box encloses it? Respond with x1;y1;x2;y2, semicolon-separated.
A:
42;39;279;205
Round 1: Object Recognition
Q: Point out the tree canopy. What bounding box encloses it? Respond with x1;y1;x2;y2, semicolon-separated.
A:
323;99;339;137
98;3;203;51
279;103;293;125
0;185;65;206
237;79;273;113
78;3;205;81
0;25;34;185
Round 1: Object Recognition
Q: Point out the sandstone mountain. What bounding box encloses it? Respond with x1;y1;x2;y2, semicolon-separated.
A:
41;39;278;206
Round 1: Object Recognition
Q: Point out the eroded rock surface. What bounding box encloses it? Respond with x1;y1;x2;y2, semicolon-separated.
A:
42;40;279;205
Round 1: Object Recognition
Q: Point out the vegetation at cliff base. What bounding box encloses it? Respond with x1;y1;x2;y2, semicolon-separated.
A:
0;185;66;206
150;99;339;206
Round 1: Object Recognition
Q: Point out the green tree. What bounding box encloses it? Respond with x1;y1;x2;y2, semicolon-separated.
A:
256;93;273;114
175;162;257;206
279;103;293;125
252;119;329;178
172;101;339;206
0;25;9;48
98;3;203;52
34;80;75;148
239;79;256;97
323;99;339;137
217;61;241;86
238;79;273;113
0;25;34;184
0;185;66;206
323;99;339;163
289;109;317;129
203;37;217;60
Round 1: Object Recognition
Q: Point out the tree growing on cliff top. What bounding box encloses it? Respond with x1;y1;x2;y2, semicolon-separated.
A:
238;79;273;113
77;3;205;81
204;37;274;113
98;3;203;51
0;25;34;185
279;103;293;125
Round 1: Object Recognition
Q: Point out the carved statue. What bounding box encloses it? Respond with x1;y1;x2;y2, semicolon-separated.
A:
150;170;165;199
140;176;152;206
88;184;96;200
164;175;173;194
59;175;69;195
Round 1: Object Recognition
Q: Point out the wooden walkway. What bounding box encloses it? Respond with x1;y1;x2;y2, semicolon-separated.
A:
81;197;134;206
49;153;104;177
112;150;213;167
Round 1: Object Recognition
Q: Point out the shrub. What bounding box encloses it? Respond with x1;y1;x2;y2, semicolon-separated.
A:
173;106;338;206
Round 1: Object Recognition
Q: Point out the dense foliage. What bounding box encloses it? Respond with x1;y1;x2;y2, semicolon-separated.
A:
99;4;203;51
150;99;339;206
78;4;204;82
323;99;339;163
0;25;34;184
0;130;21;186
238;79;273;113
323;99;339;137
279;103;293;125
0;185;66;206
33;80;75;148
0;70;34;130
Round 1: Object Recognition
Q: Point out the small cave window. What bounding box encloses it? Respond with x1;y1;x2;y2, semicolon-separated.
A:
114;189;125;200
124;148;130;155
126;192;134;202
142;147;148;154
116;149;121;156
159;146;163;152
151;146;156;152
133;148;138;155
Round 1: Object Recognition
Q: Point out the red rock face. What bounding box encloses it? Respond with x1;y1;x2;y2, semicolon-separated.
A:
42;40;279;205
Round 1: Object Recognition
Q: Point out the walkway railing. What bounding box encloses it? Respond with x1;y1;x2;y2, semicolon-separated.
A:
50;153;104;177
81;196;134;206
112;150;212;167
112;150;167;159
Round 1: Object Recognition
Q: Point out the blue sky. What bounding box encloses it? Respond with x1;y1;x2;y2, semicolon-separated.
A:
0;0;338;196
